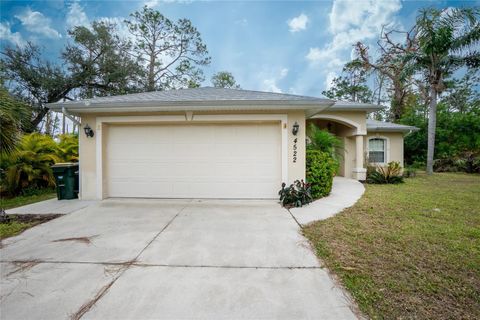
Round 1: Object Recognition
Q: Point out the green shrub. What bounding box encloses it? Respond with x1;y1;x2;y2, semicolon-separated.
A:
306;149;337;199
1;133;60;194
403;167;417;178
367;161;404;184
278;180;313;208
433;154;480;173
57;134;79;162
1;133;80;196
307;124;344;162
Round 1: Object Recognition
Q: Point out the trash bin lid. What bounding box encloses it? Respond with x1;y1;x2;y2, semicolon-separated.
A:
51;162;79;168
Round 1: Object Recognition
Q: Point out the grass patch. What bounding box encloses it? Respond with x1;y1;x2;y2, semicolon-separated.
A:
304;173;480;319
0;214;61;240
0;189;56;210
0;221;35;239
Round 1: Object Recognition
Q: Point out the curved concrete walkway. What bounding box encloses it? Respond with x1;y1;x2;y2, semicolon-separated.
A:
290;177;365;225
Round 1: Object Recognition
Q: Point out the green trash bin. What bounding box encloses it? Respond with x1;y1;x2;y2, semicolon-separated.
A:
51;163;79;200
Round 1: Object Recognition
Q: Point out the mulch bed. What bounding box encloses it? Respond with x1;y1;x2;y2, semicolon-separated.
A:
0;214;63;241
6;214;63;224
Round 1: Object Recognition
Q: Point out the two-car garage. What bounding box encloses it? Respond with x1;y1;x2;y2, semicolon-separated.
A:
104;123;283;199
48;87;330;200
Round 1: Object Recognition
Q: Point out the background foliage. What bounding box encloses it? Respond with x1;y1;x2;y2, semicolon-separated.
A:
0;133;78;196
327;8;479;173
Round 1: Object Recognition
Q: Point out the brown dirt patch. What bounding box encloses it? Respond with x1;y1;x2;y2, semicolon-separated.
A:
52;235;98;245
9;214;63;224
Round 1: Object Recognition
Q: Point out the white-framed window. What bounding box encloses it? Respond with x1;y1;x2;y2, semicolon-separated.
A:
368;138;386;163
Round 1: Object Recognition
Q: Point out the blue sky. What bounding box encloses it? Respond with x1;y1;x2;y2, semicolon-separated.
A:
1;0;478;97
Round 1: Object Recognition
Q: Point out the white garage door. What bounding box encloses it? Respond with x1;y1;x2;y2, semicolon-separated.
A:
105;123;282;199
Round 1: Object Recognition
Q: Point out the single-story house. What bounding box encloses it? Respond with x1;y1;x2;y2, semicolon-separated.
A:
47;87;418;200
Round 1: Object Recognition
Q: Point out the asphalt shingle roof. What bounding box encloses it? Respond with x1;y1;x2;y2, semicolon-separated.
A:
47;87;389;115
367;119;419;132
48;87;332;109
330;101;384;111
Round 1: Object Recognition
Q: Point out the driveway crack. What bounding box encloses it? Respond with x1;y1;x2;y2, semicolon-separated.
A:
70;202;191;320
134;201;191;260
285;207;303;228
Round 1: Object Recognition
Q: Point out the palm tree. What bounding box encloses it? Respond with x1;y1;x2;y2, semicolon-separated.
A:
3;133;60;193
0;86;32;155
57;134;79;162
411;8;480;174
307;124;345;162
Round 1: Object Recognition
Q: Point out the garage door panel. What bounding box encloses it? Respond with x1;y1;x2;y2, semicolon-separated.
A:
105;123;281;199
109;181;174;198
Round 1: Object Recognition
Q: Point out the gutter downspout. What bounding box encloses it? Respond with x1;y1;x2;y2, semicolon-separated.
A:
62;107;80;126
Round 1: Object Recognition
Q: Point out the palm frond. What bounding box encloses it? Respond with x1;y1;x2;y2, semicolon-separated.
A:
2;133;61;193
307;124;345;161
451;25;480;52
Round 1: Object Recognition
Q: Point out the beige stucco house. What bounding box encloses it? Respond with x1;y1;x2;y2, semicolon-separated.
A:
48;87;417;200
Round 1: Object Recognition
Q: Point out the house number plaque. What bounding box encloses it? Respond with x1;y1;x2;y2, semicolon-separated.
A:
293;138;298;163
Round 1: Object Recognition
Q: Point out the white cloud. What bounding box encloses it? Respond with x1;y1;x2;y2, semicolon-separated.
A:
0;22;26;47
15;8;61;38
262;79;282;93
306;0;401;66
306;47;343;68
145;0;191;6
302;0;402;93
98;17;131;40
145;0;160;7
261;68;288;93
306;48;323;62
329;0;401;34
235;18;248;27
325;71;337;90
287;13;309;32
66;1;89;30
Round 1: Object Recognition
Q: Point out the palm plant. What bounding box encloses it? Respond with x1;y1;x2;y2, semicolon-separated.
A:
0;86;32;155
2;133;60;193
410;8;480;174
307;123;345;161
57;134;79;162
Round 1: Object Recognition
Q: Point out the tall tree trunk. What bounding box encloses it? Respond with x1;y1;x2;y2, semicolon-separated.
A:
62;113;66;135
376;75;384;106
148;51;156;91
391;82;404;121
45;111;52;136
28;107;49;132
426;86;437;175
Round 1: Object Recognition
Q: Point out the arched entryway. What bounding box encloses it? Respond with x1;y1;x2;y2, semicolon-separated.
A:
307;114;367;180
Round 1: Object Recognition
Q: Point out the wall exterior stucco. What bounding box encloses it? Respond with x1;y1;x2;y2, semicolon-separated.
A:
287;111;306;184
365;132;405;167
342;136;356;179
312;110;367;135
77;110;306;199
309;110;368;179
79;115;97;200
77;108;406;199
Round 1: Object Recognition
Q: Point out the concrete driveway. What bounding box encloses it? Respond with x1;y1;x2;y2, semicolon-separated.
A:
0;199;357;319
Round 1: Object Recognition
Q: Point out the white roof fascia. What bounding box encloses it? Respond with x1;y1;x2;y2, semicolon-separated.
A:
367;126;419;133
50;101;335;115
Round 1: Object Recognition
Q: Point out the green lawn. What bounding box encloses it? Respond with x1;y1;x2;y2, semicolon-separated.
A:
0;214;61;240
304;173;480;319
0;189;57;239
0;220;36;239
0;189;56;210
